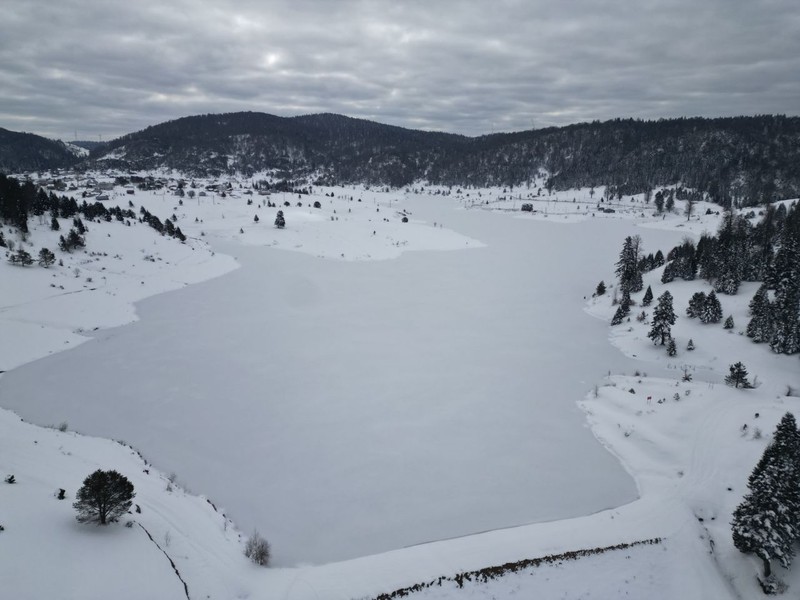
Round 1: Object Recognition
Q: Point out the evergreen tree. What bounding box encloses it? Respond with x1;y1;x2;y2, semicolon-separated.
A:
700;291;723;324
711;213;749;295
687;338;695;351
66;228;85;250
648;291;676;345
686;291;707;318
37;248;55;267
768;231;800;354
595;280;606;296
653;250;665;267
747;284;773;343
654;191;664;213
73;469;135;525
620;288;632;315
667;337;677;356
8;247;33;266
274;210;285;229
610;305;626;326
725;362;751;388
724;315;735;329
642;285;653;306
50;215;60;231
665;193;675;213
661;261;676;284
732;413;800;579
615;236;643;292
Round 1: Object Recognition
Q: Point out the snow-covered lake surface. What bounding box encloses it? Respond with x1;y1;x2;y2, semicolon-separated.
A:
0;194;687;565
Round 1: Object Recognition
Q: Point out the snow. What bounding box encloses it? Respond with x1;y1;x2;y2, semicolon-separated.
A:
1;176;799;599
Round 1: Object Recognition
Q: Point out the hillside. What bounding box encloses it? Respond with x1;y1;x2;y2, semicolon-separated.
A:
82;113;800;204
0;128;80;173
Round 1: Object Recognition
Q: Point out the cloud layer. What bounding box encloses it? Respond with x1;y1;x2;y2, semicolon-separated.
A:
2;0;798;140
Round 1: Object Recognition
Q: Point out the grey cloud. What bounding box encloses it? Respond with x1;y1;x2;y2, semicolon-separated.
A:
1;0;798;140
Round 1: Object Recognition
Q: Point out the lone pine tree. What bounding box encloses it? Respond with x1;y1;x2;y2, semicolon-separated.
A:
73;470;135;525
725;362;751;388
648;290;676;345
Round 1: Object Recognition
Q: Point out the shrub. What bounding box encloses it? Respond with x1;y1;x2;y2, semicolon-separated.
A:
244;530;271;566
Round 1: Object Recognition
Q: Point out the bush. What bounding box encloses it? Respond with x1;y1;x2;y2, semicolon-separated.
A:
244;530;271;566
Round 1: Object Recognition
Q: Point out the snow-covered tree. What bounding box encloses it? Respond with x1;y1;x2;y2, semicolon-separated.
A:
768;232;800;354
725;362;751;388
274;210;285;229
648;291;676;345
642;285;653;307
747;284;773;343
732;413;800;579
686;291;707;319
700;291;723;324
244;530;271;566
615;236;643;293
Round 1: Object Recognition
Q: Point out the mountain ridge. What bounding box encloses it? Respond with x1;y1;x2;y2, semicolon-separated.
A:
3;113;800;204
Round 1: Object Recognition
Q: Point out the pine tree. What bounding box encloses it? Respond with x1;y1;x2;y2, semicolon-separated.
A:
615;236;643;293
724;315;735;329
50;215;60;231
747;284;773;343
732;413;800;578
274;210;285;229
620;288;632;315
725;362;751;388
73;470;135;525
768;232;800;354
687;338;695;351
595;280;606;296
610;305;626;326
654;191;664;213
700;291;723;324
648;291;676;345
642;285;653;306
686;291;707;318
653;250;665;267
38;248;55;267
667;337;677;356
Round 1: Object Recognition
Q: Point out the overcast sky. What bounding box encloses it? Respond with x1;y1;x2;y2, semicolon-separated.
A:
2;0;798;140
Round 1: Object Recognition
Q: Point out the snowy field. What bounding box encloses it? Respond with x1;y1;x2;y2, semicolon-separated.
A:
2;177;799;599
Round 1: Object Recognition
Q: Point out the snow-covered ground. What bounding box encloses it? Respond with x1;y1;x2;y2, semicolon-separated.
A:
1;175;798;599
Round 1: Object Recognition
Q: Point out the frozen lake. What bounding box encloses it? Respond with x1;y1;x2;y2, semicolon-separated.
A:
0;196;685;565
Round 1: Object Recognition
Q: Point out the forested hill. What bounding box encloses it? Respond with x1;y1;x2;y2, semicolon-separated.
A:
3;113;799;205
0;128;80;173
88;113;800;204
